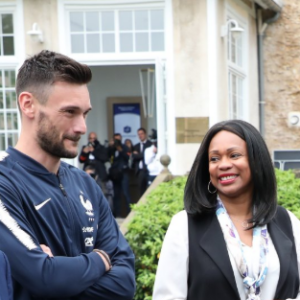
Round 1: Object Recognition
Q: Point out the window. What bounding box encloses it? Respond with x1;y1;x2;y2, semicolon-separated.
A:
0;14;14;56
69;8;164;54
0;69;18;150
226;19;246;119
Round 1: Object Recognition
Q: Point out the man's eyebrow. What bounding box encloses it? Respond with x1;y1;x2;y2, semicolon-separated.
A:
60;106;92;113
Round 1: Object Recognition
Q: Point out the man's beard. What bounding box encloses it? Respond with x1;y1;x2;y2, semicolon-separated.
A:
36;111;81;159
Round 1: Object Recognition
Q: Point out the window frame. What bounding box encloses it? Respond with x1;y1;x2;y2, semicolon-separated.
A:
58;0;166;61
225;10;248;120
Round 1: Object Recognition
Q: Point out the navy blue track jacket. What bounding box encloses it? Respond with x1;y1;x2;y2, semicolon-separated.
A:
0;250;13;300
0;147;135;300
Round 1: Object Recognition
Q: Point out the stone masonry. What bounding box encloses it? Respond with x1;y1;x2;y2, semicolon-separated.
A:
264;0;300;153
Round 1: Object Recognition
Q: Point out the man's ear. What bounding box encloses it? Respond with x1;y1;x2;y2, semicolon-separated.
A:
18;92;36;118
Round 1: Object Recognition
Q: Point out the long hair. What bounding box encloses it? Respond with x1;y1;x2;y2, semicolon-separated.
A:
16;50;92;105
184;119;277;226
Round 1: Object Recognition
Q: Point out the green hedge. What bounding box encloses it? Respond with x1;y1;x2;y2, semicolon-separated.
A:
125;169;300;300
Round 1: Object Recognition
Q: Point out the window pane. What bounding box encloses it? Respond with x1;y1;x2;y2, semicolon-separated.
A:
6;91;16;109
0;133;5;150
119;11;132;30
7;132;18;147
151;10;164;30
2;14;13;34
5;70;15;87
7;112;18;130
87;34;100;53
120;33;133;52
230;38;236;63
102;11;114;31
70;12;84;32
0;113;4;130
71;34;84;53
136;33;148;52
135;10;148;30
3;37;14;55
102;34;115;52
0;92;3;109
151;32;164;51
237;36;243;67
86;12;99;32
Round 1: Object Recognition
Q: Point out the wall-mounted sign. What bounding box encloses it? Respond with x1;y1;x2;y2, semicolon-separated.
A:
176;117;209;143
113;103;141;145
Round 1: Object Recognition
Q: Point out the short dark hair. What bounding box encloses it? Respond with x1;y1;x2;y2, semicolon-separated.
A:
184;119;277;226
16;50;92;104
114;133;121;139
137;127;147;134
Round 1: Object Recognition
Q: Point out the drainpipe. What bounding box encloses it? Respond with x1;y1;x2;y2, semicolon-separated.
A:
257;9;281;137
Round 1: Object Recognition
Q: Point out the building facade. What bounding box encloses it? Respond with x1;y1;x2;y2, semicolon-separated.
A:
0;0;282;174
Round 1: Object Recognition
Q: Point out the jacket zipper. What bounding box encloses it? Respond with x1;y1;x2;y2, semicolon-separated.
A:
59;183;67;197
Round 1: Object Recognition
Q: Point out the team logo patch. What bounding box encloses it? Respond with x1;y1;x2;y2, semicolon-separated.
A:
85;236;93;247
79;194;95;222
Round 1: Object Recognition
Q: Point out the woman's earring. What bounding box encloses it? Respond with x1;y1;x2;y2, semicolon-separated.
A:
208;181;217;194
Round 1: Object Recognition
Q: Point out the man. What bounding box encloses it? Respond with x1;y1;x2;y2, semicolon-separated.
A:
0;251;13;300
0;50;135;300
79;131;108;182
132;128;152;197
108;133;132;217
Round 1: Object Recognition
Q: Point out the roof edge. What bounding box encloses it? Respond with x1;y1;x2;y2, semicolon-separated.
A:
254;0;283;12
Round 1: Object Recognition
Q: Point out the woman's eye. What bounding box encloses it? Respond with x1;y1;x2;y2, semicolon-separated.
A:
231;153;241;158
210;157;219;162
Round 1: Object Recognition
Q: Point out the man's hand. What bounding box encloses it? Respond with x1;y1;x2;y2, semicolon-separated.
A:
40;244;54;257
83;146;90;153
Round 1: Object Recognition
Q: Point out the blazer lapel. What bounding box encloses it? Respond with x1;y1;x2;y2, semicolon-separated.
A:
268;219;293;295
200;215;240;298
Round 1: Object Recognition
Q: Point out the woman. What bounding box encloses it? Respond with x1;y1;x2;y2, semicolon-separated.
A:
125;138;134;169
153;120;300;300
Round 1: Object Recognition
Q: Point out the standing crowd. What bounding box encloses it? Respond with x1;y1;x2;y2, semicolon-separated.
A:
79;127;160;218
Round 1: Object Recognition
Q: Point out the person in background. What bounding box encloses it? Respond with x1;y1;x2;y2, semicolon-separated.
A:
79;131;109;182
132;128;152;197
0;250;13;300
0;50;135;300
144;141;163;186
153;119;300;300
84;164;113;212
108;133;132;217
125;138;134;169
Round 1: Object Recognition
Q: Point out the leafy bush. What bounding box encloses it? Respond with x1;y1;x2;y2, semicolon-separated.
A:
126;169;300;300
125;176;186;300
276;168;300;219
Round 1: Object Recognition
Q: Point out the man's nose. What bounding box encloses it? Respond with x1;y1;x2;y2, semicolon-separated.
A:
74;115;87;134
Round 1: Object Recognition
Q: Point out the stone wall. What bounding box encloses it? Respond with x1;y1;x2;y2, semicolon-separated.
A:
264;0;300;153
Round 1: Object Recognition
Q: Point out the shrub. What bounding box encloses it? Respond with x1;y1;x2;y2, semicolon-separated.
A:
276;168;300;219
125;176;186;300
126;169;300;300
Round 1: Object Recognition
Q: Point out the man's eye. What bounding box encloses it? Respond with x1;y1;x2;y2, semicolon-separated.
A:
65;110;75;115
